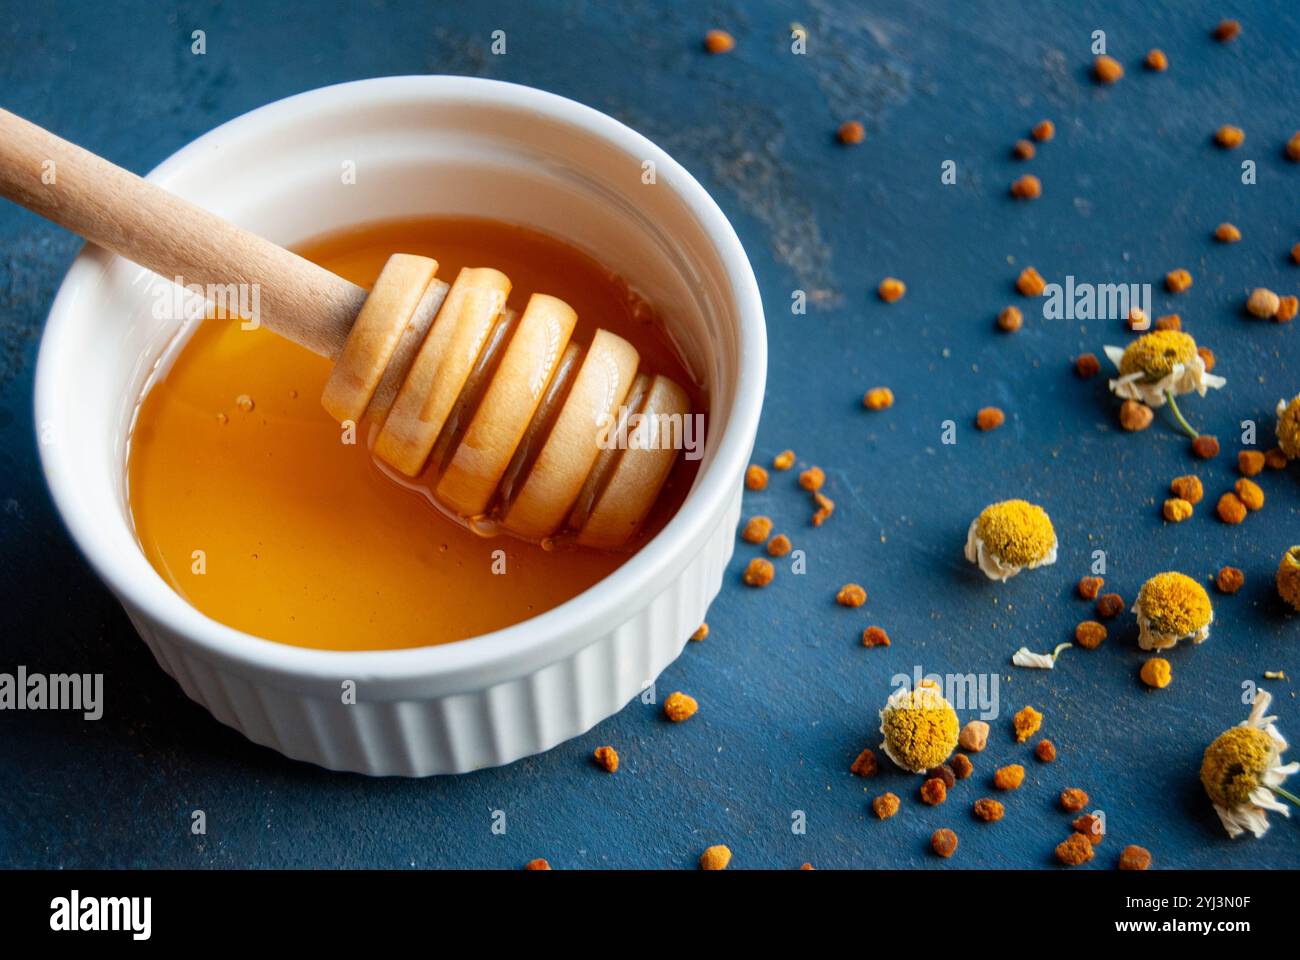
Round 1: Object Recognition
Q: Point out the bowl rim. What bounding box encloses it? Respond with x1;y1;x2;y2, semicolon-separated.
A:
33;75;766;689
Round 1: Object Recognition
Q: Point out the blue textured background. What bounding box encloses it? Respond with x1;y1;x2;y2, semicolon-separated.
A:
2;0;1299;869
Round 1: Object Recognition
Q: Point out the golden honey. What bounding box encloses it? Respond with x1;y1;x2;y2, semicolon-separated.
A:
127;217;703;650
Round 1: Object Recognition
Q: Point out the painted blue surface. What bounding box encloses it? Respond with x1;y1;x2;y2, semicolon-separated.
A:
2;0;1299;869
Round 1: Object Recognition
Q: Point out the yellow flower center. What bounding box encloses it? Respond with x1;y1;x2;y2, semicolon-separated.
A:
1278;546;1300;612
975;500;1056;566
1278;394;1300;460
1138;572;1212;635
882;689;959;770
1200;726;1275;809
1119;330;1198;380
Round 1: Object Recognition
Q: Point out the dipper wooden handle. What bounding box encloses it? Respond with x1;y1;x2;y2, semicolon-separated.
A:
0;107;692;549
0;107;364;359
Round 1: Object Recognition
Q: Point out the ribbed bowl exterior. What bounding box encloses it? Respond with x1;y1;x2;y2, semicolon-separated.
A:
122;490;740;776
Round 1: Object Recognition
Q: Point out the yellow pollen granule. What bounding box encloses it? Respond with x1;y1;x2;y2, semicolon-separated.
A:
1013;705;1042;743
1138;572;1213;636
974;500;1056;567
1201;726;1274;808
1119;330;1198;380
1140;658;1172;689
863;387;895;410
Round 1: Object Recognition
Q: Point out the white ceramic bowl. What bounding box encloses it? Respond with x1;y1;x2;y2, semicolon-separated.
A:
33;77;765;775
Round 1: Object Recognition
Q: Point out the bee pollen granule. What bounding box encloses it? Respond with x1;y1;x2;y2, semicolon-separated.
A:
951;753;974;779
862;626;891;648
1032;119;1055;141
799;466;825;491
873;792;901;820
1215;222;1241;243
878;277;906;302
1060;785;1092;806
837;120;865;145
663;692;698;722
1060;788;1090;812
1094;55;1124;84
920;778;948;805
864;386;895;410
1119;400;1154;432
524;858;551;870
593;745;619;773
1140;658;1173;689
1238;451;1265;476
1213;19;1241;42
1017;267;1046;296
1192;435;1220;459
703;30;735;54
1170;474;1203;504
690;623;709;642
1096;593;1124;619
836;583;867;607
745;464;768;490
851;747;879;777
1216;492;1247;524
1234;478;1264;511
699;844;732;870
772;449;795;470
1119;845;1152;870
1075;620;1106;649
959;720;989;752
1146;48;1168;71
993;764;1025;790
1075;353;1101;377
1165;268;1193;293
741;515;773;543
1036;739;1057;762
1163;498;1193;523
1013;705;1043;743
1010;174;1041;199
743;557;775;586
976;407;1006;431
1078;576;1104;600
1215;125;1245;149
973;798;1005;822
766;533;792;557
1216;566;1244;594
1247;288;1280;319
931;828;959;858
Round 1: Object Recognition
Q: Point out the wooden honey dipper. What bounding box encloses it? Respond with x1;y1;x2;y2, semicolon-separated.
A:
0;108;692;549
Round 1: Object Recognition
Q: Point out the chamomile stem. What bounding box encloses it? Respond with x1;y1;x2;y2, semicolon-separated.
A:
1164;391;1200;440
1270;784;1300;808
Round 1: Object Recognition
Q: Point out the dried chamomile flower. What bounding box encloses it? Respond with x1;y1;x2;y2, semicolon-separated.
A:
1277;547;1300;612
1104;331;1225;439
1276;394;1300;460
964;499;1058;581
1133;572;1213;651
878;683;960;774
1200;689;1300;838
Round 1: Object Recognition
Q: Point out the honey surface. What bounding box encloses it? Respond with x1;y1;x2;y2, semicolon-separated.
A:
127;217;702;650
